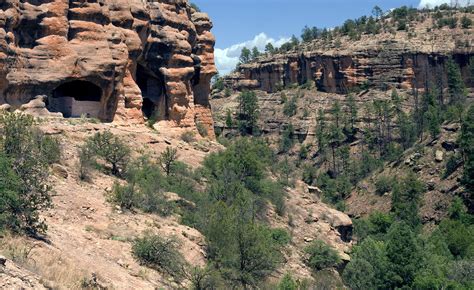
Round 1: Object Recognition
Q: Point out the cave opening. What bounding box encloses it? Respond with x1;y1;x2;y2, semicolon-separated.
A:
136;64;165;120
48;80;102;118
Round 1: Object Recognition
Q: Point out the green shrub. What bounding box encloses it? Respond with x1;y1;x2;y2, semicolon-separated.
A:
279;124;295;153
224;87;232;97
302;163;317;185
181;131;196;143
110;182;136;210
375;175;395;196
110;157;174;216
278;273;298;290
461;15;472;29
304;240;341;271
132;233;188;280
0;153;21;233
271;228;292;246
300;80;313;90
86;131;130;176
190;3;200;12
196;122;208;137
159;146;178;176
38;134;61;164
0;112;53;236
78;144;95;181
283;96;297;117
187;266;224;290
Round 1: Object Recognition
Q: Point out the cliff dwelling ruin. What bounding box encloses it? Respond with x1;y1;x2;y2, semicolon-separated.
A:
0;0;216;136
48;81;102;118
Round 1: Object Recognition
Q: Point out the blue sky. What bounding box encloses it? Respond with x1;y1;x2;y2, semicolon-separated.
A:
193;0;465;74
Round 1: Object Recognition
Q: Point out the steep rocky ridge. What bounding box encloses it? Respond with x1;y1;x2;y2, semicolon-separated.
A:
0;0;216;135
223;11;473;94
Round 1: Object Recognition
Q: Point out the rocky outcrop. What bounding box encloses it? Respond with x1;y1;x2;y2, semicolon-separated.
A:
0;256;48;289
225;31;473;94
0;0;216;136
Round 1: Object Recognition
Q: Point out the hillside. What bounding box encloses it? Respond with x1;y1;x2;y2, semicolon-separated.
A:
0;2;473;290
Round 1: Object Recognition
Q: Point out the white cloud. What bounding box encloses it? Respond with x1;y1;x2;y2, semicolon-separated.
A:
418;0;470;8
215;32;290;75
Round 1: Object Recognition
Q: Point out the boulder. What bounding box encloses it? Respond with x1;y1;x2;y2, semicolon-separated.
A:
52;164;68;179
435;150;444;163
323;208;353;242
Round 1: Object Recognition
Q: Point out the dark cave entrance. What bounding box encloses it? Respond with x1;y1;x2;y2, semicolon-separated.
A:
136;64;165;120
48;80;102;118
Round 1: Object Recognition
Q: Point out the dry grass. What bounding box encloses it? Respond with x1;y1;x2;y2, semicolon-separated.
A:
0;234;89;289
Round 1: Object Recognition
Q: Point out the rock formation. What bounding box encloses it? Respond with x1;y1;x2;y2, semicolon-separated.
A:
225;28;472;94
0;0;216;135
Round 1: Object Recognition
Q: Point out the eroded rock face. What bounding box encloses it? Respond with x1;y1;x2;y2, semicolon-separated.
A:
225;38;472;94
0;0;216;136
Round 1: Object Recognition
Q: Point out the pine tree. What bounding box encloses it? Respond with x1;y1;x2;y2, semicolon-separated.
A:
372;5;383;19
290;35;299;47
239;47;251;64
346;94;358;134
225;109;233;129
251;46;260;59
421;87;441;140
386;222;421;287
265;42;275;54
316;108;328;152
238;91;259;135
459;104;474;196
446;58;467;106
391;173;425;228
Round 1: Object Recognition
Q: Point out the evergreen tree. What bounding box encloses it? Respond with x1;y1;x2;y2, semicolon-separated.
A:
391;173;425;228
331;101;342;129
459;104;474;196
316;108;328;153
225;109;233;129
239;47;252;64
386;222;421;287
301;25;314;42
251;46;260;59
372;6;383;19
328;123;345;175
279;124;295;153
265;42;275;54
446;58;467;106
343;236;397;290
290;35;299;47
343;258;376;290
238;91;259;134
278;273;298;290
421;87;441;139
346;94;358;134
0;113;54;236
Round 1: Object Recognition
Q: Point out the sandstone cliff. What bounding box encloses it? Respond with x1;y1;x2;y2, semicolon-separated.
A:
0;0;216;135
224;12;473;94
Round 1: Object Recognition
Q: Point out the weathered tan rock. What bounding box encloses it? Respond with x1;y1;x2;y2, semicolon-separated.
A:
224;18;473;94
0;257;48;289
0;0;216;137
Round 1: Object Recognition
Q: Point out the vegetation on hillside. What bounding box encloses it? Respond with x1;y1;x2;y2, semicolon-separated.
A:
0;113;59;237
231;4;474;72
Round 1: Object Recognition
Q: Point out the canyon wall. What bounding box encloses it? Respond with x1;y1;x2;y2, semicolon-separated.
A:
226;41;473;94
0;0;216;135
